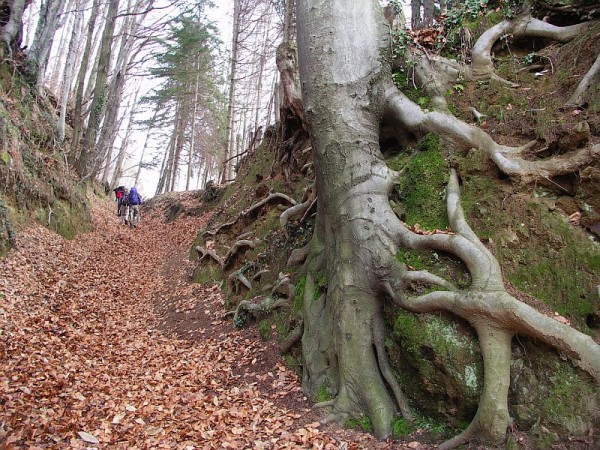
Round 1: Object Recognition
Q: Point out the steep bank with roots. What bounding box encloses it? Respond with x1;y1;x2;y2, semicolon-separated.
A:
191;1;599;448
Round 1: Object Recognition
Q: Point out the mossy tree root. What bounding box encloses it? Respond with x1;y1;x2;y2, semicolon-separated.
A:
384;87;600;184
410;16;597;109
223;238;261;270
280;184;317;231
225;295;290;324
280;321;303;354
206;192;297;238
382;169;600;448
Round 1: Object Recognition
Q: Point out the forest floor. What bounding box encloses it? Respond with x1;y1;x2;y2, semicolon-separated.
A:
0;195;432;449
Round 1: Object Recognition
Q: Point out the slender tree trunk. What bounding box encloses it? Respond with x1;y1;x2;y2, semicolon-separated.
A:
69;0;100;163
221;0;240;184
186;55;202;191
253;19;269;130
411;0;421;30
47;8;71;93
77;0;119;175
24;0;67;87
423;0;434;27
58;0;84;142
109;99;135;189
155;137;172;196
133;106;159;187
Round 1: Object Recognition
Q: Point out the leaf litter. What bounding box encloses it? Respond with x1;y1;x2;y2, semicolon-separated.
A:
0;196;426;449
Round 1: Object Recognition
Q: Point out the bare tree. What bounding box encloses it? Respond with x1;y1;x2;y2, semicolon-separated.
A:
76;0;119;175
24;0;68;87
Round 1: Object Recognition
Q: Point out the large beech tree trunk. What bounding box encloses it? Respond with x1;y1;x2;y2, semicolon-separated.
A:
295;0;600;446
297;0;401;438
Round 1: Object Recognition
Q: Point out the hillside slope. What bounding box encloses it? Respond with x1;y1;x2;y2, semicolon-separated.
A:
0;60;93;255
185;9;600;449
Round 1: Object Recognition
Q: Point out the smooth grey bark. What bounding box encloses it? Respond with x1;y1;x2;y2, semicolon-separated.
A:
297;0;404;438
25;0;67;87
1;0;29;56
109;96;136;189
69;0;101;164
58;0;84;141
566;50;600;106
94;0;149;177
186;66;202;191
77;0;119;175
295;0;600;447
221;0;241;184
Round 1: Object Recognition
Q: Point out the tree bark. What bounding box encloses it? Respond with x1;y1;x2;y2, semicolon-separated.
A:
24;0;67;87
58;0;84;142
297;0;403;438
221;0;241;184
77;0;119;176
295;0;600;446
69;0;101;164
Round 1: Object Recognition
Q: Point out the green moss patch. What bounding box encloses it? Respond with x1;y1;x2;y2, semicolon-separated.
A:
388;309;482;424
396;134;449;231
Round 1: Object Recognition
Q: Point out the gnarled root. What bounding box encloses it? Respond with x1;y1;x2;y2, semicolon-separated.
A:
566;50;600;106
409;17;597;106
223;238;261;269
280;185;317;231
227;271;253;296
384;87;600;183
206;192;297;238
225;295;291;325
242;192;296;218
383;169;600;448
372;314;413;420
280;321;303;354
190;245;224;279
287;242;310;266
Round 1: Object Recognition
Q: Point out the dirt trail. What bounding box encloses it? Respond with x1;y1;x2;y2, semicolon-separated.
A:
0;197;418;449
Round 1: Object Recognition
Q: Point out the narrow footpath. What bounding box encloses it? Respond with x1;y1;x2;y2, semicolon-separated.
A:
0;196;416;449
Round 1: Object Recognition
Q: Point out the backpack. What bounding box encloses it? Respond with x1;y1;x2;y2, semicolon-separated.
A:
128;187;141;205
114;186;125;199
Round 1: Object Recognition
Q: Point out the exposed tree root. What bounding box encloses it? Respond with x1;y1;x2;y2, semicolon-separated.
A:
206;192;297;238
287;242;310;266
205;219;237;236
280;321;303;354
242;192;296;218
566;50;600;106
190;246;224;279
372;314;413;420
252;269;270;281
381;169;600;448
223;239;261;270
384;86;600;183
410;16;597;102
227;270;253;295
225;294;291;325
280;185;316;231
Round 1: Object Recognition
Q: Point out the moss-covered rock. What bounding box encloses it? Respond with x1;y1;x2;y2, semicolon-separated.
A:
387;309;483;425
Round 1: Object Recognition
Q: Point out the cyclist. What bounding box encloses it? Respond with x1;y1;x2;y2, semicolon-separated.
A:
127;187;143;227
113;186;125;216
119;188;129;225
